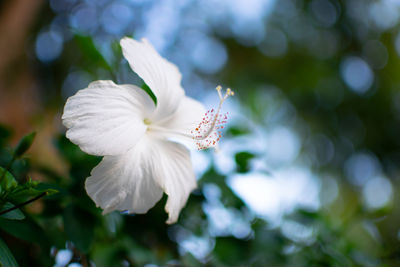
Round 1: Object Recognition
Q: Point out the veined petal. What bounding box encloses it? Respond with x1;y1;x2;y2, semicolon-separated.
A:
152;139;197;224
62;80;155;156
120;37;185;121
85;135;196;223
155;96;206;142
85;137;163;214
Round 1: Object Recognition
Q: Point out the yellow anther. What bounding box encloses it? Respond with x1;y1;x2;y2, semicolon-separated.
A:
216;85;222;91
226;88;234;96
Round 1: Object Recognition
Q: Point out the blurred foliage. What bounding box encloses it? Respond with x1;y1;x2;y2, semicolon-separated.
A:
1;0;400;266
0;126;397;266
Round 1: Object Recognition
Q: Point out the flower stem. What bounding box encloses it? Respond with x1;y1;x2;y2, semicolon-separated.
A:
0;192;47;216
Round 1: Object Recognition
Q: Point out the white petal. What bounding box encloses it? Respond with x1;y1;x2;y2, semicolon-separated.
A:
152;139;197;224
120;37;184;121
62;80;155;156
156;96;206;142
85;138;163;214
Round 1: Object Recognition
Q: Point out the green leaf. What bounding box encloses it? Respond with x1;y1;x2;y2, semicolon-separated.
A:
8;187;54;203
0;237;18;267
0;125;12;146
141;83;157;105
226;126;250;137
63;204;96;253
14;132;36;158
234;151;255;173
0;217;49;248
42;189;58;196
0;167;17;194
6;178;58;203
214;236;249;265
0;203;24;220
74;35;112;71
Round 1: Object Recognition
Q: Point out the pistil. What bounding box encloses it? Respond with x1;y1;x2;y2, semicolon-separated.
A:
191;86;234;150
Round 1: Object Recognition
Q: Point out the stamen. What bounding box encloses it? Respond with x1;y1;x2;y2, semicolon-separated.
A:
191;86;234;150
146;86;234;150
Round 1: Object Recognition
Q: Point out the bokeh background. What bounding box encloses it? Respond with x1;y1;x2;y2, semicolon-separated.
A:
1;0;400;266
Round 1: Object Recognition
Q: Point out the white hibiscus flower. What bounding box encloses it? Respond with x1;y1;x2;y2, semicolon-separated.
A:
62;37;233;224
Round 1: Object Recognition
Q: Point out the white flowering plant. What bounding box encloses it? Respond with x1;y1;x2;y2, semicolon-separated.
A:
62;37;233;224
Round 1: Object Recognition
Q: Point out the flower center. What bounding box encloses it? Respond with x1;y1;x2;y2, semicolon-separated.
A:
144;118;152;125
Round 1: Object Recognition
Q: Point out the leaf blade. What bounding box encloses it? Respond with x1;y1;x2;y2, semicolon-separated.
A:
0;237;18;267
0;203;25;220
